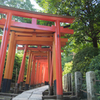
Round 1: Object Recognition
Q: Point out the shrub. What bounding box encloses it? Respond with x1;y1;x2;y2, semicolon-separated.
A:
89;54;100;99
63;61;72;76
72;47;100;74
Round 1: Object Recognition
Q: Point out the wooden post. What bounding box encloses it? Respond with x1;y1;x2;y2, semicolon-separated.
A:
86;71;96;100
0;12;12;88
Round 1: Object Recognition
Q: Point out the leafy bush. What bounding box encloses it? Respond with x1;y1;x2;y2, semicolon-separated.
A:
12;53;28;82
72;47;100;74
63;62;72;76
3;52;28;82
89;54;100;99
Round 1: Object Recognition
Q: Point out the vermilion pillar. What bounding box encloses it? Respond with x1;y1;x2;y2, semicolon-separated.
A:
0;12;12;88
2;31;15;92
17;45;27;85
55;20;63;99
36;61;39;85
43;64;46;83
39;62;42;85
47;51;50;83
25;51;32;89
45;64;49;84
30;56;36;86
34;60;37;85
49;51;53;95
53;39;57;95
8;40;16;91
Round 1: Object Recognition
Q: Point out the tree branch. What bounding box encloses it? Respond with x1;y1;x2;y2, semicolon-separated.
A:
82;36;92;42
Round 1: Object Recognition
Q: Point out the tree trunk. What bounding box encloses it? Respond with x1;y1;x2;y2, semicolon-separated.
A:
92;37;98;48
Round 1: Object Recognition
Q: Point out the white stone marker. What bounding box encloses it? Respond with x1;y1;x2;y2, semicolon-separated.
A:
75;71;82;96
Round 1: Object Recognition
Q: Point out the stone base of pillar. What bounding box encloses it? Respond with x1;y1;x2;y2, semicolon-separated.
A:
45;81;49;85
1;79;11;92
7;79;11;92
19;82;23;90
30;85;33;88
54;80;56;95
1;79;8;92
25;84;29;90
14;83;19;93
57;95;63;100
49;86;53;95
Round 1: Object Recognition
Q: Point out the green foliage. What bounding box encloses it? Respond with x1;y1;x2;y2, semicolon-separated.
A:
89;54;100;99
12;53;28;82
12;53;23;82
0;40;1;46
61;52;73;69
72;47;100;74
3;52;28;82
62;62;72;76
89;54;100;71
0;0;35;11
36;0;100;49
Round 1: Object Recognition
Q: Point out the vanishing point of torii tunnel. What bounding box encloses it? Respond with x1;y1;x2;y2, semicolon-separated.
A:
0;5;74;99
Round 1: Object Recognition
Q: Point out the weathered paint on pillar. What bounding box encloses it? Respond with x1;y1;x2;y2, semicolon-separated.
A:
0;12;12;87
86;71;96;100
55;20;63;99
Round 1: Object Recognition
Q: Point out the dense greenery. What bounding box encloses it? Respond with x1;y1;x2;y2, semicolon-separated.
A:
3;52;28;82
72;47;99;74
36;0;100;48
62;47;100;99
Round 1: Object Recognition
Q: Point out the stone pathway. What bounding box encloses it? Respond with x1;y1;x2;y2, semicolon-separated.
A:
12;85;49;100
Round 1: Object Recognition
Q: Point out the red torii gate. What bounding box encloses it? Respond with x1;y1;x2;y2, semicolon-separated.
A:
0;5;74;99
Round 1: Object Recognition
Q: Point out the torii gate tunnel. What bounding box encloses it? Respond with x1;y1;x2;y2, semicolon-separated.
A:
0;5;74;100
